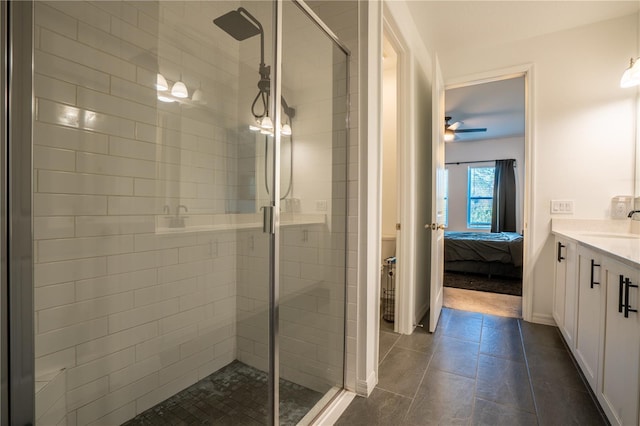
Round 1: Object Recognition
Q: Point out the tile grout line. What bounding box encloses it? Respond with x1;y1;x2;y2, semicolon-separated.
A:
517;320;542;426
399;313;450;423
467;315;487;424
401;336;439;423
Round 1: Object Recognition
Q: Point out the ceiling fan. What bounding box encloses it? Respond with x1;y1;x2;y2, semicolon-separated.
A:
444;116;487;141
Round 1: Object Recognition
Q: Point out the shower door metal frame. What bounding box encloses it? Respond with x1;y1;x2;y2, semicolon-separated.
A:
2;1;35;425
267;1;282;424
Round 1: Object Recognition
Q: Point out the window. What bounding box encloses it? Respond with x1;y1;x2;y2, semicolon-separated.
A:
467;166;495;228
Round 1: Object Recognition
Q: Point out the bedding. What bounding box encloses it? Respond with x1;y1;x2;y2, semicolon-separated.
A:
444;231;523;278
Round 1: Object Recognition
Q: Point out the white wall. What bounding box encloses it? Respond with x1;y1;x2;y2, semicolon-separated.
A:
445;136;525;232
439;13;637;323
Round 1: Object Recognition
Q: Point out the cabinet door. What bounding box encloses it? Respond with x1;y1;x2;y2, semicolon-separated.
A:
553;238;567;328
554;238;577;348
575;246;604;391
599;259;640;426
563;240;577;348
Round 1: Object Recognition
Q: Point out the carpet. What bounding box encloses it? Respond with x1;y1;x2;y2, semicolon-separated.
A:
444;271;522;296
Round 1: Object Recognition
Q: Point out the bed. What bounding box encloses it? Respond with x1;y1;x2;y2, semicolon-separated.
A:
444;231;523;278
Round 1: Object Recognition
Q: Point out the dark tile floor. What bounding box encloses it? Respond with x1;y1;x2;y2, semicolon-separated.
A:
336;308;608;426
122;360;322;425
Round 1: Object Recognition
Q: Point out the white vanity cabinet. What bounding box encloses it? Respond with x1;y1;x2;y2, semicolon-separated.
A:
553;237;577;349
598;258;640;426
575;245;605;390
552;220;640;426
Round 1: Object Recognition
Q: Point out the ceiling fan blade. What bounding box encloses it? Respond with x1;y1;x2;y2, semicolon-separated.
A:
455;128;487;133
449;121;462;131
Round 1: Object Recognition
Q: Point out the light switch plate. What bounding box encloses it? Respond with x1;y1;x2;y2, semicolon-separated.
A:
551;200;574;214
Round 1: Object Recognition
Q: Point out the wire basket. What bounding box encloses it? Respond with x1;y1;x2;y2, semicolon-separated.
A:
382;257;396;323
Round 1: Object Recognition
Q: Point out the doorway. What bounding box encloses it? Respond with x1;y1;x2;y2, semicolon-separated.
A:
380;33;399;333
442;74;528;319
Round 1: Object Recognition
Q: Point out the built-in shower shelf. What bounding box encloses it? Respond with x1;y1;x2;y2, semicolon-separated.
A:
155;213;327;234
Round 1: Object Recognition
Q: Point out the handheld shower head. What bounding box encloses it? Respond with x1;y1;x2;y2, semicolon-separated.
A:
213;9;261;41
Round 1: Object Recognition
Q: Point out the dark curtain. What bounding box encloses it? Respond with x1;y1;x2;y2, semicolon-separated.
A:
491;159;516;233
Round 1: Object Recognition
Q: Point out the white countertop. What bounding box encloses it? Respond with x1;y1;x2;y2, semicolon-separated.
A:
551;219;640;268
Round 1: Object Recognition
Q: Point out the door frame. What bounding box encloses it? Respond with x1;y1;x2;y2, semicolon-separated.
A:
3;1;35;424
445;63;535;322
382;9;415;336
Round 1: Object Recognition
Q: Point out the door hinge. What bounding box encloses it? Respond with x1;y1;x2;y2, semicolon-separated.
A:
396;223;401;231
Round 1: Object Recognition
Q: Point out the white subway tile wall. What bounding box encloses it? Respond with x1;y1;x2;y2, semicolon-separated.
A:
34;1;356;425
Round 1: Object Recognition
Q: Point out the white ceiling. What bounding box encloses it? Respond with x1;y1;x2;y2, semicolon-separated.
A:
406;1;639;57
406;1;639;142
445;76;525;142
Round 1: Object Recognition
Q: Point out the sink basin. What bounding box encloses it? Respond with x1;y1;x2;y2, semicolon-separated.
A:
580;232;640;240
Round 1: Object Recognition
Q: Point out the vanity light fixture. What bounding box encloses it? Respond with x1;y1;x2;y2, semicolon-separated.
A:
620;57;640;88
192;88;204;103
171;80;189;98
156;73;169;91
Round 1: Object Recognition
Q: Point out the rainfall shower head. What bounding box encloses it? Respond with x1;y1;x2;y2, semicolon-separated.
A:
215;7;270;123
214;7;294;134
213;8;262;41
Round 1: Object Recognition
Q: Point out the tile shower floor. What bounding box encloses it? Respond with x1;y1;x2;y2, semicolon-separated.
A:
122;360;323;425
337;307;607;425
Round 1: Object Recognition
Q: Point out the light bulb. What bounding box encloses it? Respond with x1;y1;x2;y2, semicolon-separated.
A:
192;88;204;102
281;123;292;136
261;115;273;130
156;73;169;91
444;128;455;142
621;58;640;88
171;81;189;98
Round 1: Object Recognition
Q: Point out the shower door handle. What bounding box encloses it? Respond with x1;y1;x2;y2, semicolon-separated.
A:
261;205;274;234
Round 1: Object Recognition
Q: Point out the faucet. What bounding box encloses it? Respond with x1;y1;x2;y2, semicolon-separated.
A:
628;210;640;219
165;204;189;228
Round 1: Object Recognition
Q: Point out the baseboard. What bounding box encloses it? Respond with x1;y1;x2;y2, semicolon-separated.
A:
355;370;377;396
530;312;556;326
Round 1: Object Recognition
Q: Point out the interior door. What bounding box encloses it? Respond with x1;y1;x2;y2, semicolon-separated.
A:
428;56;446;332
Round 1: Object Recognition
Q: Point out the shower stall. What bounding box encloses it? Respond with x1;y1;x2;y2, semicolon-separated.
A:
2;1;349;424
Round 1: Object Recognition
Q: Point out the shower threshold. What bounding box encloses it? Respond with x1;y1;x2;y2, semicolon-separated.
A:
122;360;323;425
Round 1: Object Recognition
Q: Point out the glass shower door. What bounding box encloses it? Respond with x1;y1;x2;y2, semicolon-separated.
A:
276;1;349;421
